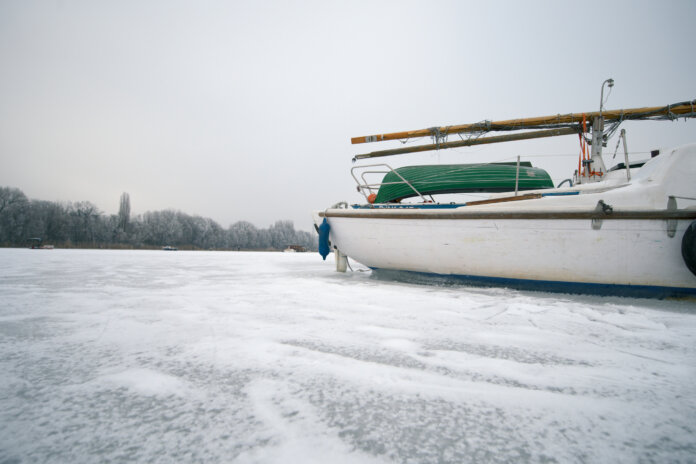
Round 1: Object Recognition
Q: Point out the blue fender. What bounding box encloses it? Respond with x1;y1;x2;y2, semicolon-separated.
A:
318;218;331;260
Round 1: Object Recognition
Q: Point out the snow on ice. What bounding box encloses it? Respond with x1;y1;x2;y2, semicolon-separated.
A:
0;248;695;463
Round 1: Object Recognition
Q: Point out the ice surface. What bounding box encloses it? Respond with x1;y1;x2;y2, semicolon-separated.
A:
0;248;695;463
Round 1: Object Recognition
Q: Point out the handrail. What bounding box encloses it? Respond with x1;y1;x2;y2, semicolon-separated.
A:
350;163;428;203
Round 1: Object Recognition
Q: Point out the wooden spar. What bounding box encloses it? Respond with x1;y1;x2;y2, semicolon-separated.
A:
354;127;578;160
351;100;696;145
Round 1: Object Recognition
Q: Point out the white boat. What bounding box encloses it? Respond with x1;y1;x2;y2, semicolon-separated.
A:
314;86;696;298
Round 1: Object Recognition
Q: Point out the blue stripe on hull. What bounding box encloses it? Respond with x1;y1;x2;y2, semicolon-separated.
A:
369;269;696;300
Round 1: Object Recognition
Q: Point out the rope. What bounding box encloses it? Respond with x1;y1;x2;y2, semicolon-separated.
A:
578;133;582;176
579;113;588;177
612;130;624;159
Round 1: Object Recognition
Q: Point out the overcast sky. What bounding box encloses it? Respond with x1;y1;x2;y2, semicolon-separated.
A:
1;0;694;230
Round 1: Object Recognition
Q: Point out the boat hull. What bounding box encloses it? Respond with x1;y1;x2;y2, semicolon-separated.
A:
321;214;696;297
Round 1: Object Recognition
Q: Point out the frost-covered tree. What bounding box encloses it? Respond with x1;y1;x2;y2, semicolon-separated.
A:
118;192;131;232
0;187;27;215
24;200;69;243
0;187;29;244
269;220;295;249
0;184;316;250
228;221;258;249
142;210;183;246
68;201;101;244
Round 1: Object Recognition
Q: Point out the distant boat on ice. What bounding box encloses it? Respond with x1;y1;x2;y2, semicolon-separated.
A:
27;238;54;249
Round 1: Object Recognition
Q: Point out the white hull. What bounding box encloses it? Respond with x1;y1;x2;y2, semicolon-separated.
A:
316;144;696;296
327;216;695;289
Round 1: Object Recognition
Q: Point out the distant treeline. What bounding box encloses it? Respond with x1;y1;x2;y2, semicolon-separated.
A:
0;187;317;251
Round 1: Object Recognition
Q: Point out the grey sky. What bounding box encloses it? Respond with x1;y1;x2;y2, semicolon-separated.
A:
1;0;694;230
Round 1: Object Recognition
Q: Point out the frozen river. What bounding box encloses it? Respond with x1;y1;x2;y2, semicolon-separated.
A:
1;248;695;463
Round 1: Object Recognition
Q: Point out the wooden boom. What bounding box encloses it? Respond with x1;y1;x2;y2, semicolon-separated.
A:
351;100;696;145
354;127;578;160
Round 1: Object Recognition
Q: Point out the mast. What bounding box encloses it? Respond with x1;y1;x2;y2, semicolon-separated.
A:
580;78;614;184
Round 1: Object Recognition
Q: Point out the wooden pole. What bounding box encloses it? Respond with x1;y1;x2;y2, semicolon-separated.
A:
351;100;696;145
353;127;578;160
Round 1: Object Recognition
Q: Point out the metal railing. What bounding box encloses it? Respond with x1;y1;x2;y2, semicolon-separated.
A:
350;163;428;203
